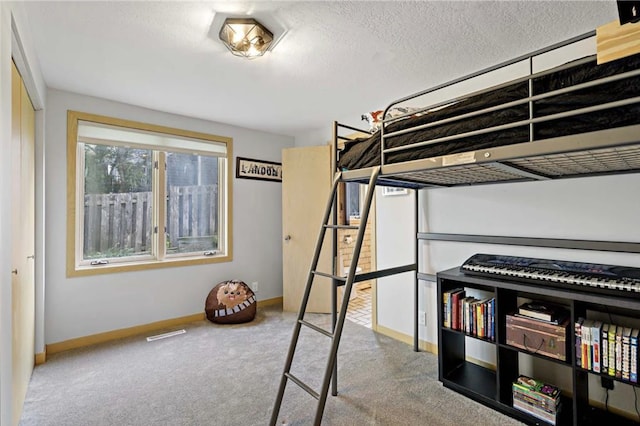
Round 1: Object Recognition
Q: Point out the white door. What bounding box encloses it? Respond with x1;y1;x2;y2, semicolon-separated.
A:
282;145;333;313
11;61;36;426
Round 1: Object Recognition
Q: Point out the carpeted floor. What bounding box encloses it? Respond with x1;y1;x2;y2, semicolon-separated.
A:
20;305;524;425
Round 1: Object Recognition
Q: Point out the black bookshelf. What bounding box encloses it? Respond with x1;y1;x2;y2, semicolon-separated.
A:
437;267;640;426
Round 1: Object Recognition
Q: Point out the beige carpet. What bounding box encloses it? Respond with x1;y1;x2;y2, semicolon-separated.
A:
20;305;523;425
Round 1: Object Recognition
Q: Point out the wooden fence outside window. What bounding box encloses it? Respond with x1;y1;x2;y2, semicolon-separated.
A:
83;185;217;258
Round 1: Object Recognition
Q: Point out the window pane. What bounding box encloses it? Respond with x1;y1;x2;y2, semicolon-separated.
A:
165;152;219;255
82;143;153;260
346;182;361;219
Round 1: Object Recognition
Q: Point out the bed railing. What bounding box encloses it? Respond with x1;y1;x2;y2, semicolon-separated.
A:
334;29;640;188
377;30;621;167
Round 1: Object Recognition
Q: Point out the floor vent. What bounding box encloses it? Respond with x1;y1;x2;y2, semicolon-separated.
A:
146;329;186;342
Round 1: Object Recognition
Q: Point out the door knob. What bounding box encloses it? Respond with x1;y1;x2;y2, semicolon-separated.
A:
27;255;35;259
11;269;18;275
284;235;291;241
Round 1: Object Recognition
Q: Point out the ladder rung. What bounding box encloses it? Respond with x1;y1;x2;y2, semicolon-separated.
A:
323;224;359;230
299;319;334;338
312;271;346;282
284;372;320;400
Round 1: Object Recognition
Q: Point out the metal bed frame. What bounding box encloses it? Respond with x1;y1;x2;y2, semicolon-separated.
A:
337;30;640;188
272;30;640;425
333;29;640;353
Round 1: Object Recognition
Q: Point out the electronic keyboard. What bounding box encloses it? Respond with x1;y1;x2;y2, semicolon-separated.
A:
460;253;640;298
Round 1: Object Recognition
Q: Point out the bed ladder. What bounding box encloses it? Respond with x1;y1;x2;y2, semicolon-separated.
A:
270;166;381;426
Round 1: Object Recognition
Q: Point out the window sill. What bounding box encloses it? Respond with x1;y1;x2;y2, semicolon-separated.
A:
67;253;232;277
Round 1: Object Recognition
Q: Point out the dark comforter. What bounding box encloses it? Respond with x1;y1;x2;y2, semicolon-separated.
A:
338;54;640;170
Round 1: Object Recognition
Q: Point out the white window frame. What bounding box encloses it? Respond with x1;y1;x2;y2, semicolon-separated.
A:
67;110;233;276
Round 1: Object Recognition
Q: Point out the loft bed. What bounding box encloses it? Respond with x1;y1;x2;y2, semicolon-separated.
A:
335;32;640;190
331;30;640;349
329;29;640;425
272;30;640;426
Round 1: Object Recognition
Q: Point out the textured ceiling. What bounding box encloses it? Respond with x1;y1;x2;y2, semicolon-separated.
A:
20;1;618;139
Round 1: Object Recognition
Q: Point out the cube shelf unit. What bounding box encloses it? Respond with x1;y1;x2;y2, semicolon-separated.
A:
437;267;640;426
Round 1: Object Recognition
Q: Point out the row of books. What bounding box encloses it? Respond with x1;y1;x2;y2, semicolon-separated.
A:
575;318;638;384
512;375;561;425
442;288;495;341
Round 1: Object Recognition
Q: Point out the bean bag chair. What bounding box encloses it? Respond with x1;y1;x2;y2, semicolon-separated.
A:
205;279;256;324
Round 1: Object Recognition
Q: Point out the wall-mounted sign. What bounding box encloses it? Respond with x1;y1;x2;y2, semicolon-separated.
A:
236;157;282;182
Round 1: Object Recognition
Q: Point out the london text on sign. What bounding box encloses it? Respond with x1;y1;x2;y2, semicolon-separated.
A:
236;157;282;182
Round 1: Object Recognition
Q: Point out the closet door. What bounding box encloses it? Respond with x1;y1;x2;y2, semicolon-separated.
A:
11;61;36;425
282;145;332;313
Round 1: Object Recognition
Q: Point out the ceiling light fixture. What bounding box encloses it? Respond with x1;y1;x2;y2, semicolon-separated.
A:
219;18;274;59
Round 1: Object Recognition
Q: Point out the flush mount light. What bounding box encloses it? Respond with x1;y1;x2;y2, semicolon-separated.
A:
219;18;274;59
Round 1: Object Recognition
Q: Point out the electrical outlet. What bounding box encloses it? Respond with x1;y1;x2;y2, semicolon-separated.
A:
601;376;614;390
251;281;259;293
418;310;426;326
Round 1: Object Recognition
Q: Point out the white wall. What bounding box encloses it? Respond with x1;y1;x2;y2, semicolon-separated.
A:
44;89;294;344
293;126;331;148
375;187;417;336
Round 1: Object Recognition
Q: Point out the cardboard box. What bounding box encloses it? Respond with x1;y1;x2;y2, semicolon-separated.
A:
506;314;569;361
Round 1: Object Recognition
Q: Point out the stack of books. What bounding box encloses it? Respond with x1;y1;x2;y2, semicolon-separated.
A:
516;301;569;325
512;375;561;425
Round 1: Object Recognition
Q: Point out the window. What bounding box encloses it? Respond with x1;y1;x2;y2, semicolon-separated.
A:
345;182;362;220
67;111;232;276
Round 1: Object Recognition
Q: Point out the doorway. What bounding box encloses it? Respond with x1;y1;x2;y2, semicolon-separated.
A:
339;182;376;329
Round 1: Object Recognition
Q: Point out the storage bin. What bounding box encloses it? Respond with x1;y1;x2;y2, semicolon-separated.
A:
506;314;569;361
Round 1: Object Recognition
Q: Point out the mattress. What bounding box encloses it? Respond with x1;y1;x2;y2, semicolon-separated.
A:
338;54;640;171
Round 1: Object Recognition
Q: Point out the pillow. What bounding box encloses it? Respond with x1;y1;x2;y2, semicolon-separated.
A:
360;106;423;132
205;280;256;324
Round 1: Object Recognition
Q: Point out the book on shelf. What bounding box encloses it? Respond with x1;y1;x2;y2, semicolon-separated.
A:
512;388;559;411
575;317;584;368
513;313;566;326
616;326;623;379
592;321;603;373
631;328;639;384
442;288;463;329
476;300;483;338
601;323;610;373
469;298;476;336
518;302;569;323
581;319;593;370
608;324;617;377
477;298;490;338
461;296;474;334
514;376;561;402
512;384;560;408
488;298;495;341
512;392;560;415
622;327;632;381
451;289;465;331
513;398;558;425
